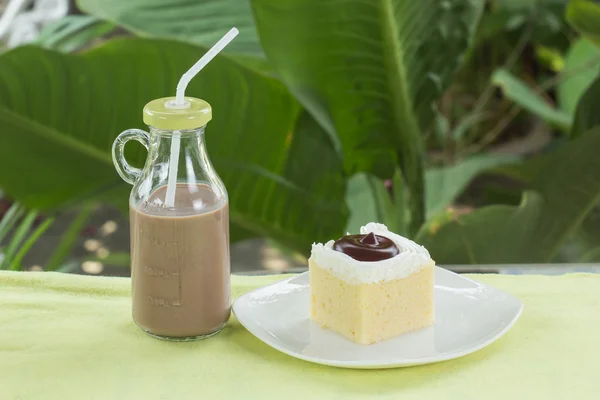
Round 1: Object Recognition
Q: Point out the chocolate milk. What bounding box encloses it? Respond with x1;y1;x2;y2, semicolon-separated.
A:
130;184;230;339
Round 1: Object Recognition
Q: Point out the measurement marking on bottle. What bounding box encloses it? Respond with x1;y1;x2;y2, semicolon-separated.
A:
174;250;183;306
141;201;167;213
148;296;181;308
144;265;179;278
146;237;179;247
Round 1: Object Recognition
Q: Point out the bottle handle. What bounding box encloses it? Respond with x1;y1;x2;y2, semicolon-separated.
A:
111;129;150;185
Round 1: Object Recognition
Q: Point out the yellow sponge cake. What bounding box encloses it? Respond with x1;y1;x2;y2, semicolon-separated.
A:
309;223;434;345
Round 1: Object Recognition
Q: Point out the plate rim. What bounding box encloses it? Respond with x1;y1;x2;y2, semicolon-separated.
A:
232;268;524;369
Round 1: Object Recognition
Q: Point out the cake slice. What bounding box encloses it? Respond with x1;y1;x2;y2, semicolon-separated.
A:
309;223;434;345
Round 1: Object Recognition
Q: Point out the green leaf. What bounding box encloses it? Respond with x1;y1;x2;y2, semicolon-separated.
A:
535;46;565;72
492;68;572;130
576;206;600;259
425;154;519;218
0;39;346;254
252;0;484;235
0;203;25;244
8;216;55;271
282;111;348;239
490;153;549;183
1;210;38;270
345;168;406;236
475;10;518;44
345;154;516;237
566;0;600;45
392;170;407;236
46;203;96;271
477;0;566;45
572;74;600;137
476;0;569;51
433;110;450;145
35;15;117;53
497;0;567;10
419;191;545;264
490;137;600;263
345;174;392;235
558;38;600;116
77;0;263;57
452;112;492;140
417;129;600;264
580;247;600;262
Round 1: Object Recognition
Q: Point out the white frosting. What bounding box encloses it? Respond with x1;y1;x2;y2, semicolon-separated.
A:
309;223;433;284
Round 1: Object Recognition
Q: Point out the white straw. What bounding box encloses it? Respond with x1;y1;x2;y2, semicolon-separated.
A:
164;27;239;208
174;27;239;106
164;131;181;208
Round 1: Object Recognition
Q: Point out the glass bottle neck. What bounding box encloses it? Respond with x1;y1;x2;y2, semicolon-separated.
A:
149;125;206;146
144;125;224;196
129;124;227;214
148;126;208;166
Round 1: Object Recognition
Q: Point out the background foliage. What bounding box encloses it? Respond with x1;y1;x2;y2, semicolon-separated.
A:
2;0;600;270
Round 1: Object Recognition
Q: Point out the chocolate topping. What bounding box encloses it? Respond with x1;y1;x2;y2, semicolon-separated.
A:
333;232;400;262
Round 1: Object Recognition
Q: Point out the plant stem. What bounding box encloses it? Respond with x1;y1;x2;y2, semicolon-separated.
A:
377;0;426;236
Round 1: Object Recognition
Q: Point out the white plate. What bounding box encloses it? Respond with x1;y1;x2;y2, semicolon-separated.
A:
233;268;523;369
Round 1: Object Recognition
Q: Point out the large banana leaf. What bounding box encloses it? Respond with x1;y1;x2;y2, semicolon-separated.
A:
0;39;346;253
35;15;117;53
417;129;600;264
77;0;262;57
572;75;600;138
425;154;518;218
345;170;406;236
251;0;484;235
281;110;348;245
345;154;516;236
567;71;600;260
557;38;600;117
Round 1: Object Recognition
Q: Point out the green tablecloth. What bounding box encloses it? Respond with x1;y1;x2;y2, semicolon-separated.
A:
1;271;598;399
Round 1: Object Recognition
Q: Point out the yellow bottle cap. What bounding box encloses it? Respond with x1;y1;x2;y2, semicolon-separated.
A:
143;97;212;130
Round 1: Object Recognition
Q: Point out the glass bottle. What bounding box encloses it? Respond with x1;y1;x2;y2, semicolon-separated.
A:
112;97;230;341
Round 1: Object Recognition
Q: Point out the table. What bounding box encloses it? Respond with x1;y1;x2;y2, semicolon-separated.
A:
237;263;600;276
1;270;599;399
